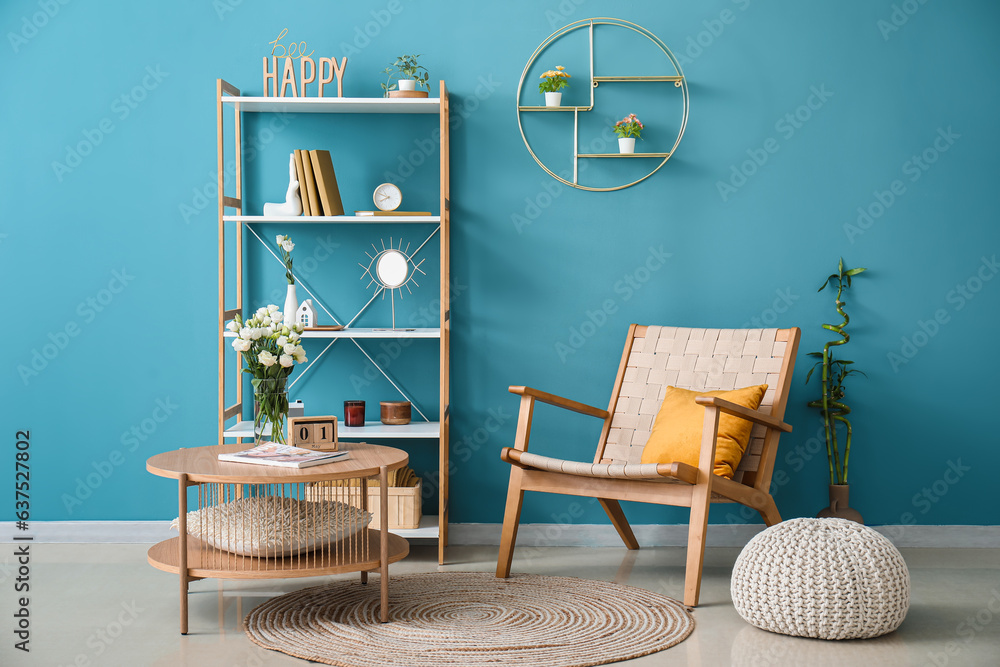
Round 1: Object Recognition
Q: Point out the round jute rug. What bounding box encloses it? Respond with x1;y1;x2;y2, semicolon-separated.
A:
243;572;694;667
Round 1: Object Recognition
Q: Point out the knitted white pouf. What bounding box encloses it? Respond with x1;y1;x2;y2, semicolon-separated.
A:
731;517;910;640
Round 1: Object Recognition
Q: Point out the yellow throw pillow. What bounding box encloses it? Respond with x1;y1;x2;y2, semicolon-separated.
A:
640;384;768;479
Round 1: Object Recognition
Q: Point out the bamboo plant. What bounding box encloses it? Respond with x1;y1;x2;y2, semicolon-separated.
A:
806;258;867;486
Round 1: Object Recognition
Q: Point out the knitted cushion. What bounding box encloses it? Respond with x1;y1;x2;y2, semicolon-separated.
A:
170;496;372;558
731;518;910;640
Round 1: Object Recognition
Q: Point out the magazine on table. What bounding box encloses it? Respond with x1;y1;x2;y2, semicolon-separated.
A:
218;443;349;469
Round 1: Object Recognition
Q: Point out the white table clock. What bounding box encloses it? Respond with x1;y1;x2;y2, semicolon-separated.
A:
374;183;402;211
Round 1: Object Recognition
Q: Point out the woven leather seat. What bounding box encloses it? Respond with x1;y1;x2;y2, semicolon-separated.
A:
507;451;690;481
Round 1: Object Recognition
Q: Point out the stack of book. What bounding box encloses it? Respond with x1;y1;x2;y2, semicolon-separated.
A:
294;149;344;216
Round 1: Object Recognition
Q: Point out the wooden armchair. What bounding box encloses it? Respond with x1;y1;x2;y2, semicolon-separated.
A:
496;325;800;606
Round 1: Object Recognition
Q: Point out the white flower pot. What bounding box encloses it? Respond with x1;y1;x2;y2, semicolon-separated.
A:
618;138;636;154
544;92;562;107
283;284;298;328
398;79;417;91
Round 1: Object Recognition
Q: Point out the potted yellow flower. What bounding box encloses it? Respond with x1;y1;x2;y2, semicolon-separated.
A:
538;65;571;107
613;114;643;154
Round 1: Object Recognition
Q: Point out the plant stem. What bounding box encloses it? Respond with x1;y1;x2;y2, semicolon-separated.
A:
819;345;836;485
819;278;852;484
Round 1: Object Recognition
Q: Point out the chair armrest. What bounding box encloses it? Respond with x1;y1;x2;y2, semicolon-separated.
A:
694;396;792;432
508;386;609;420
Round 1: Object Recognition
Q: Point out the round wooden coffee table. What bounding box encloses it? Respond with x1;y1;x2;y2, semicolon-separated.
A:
147;441;409;633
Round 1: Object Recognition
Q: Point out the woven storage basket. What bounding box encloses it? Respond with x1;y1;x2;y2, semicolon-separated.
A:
305;479;421;530
731;518;909;640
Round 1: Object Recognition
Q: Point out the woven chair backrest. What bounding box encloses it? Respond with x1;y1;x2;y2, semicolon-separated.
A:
601;326;795;484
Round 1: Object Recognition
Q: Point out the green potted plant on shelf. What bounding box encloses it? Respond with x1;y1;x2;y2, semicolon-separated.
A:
228;306;308;445
538;65;571;107
805;258;868;523
381;54;430;97
613;114;644;154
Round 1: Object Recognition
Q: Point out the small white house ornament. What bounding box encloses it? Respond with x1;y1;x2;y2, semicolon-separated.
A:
296;299;317;328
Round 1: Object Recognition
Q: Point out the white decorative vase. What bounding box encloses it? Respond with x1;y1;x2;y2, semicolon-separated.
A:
618;138;636;154
544;92;562;107
398;79;417;91
283;284;298;328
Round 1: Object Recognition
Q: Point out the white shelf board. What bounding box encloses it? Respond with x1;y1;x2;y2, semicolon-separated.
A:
390;514;439;539
223;215;440;224
224;420;440;439
225;421;269;438
337;421;440;439
221;96;440;114
224;328;440;339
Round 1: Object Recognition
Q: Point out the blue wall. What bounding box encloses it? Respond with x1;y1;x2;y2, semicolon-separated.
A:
3;0;998;527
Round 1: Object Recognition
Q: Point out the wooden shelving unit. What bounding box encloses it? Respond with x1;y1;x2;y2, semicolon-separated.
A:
216;79;451;564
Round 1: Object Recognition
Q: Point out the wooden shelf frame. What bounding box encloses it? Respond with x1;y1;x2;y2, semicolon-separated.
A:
216;79;451;565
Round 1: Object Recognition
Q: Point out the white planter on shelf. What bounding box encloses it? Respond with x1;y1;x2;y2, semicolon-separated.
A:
618;137;636;154
283;284;298;327
544;92;562;107
398;79;417;91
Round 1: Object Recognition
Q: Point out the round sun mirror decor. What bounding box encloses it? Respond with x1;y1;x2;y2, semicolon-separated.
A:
360;238;425;329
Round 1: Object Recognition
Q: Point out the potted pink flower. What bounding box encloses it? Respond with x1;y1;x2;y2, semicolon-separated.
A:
613;114;644;154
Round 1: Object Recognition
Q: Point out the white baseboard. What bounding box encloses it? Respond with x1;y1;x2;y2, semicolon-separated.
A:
448;523;1000;548
1;521;176;543
1;521;998;548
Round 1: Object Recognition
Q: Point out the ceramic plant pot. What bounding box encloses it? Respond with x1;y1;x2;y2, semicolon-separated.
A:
398;79;417;91
618;137;636;154
544;92;562;107
817;484;864;524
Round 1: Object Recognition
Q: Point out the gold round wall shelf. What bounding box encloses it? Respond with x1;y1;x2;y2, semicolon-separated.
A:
516;18;689;192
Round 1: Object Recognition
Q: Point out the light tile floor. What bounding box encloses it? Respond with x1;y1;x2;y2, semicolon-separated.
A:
2;543;998;666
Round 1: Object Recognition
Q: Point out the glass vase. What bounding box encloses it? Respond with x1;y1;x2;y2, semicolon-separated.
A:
253;378;289;446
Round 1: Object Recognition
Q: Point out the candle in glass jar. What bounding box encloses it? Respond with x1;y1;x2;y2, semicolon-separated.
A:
344;400;365;427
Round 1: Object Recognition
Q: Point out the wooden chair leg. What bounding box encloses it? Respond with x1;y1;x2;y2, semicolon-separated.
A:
683;485;712;607
599;498;639;550
757;495;781;526
496;467;525;578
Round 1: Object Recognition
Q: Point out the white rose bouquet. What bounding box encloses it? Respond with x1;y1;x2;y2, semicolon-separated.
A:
228;305;308;443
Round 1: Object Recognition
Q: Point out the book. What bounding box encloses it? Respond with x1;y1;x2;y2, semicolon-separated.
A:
309;149;345;216
299;149;321;216
292;150;311;216
218;443;349;469
354;210;433;217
